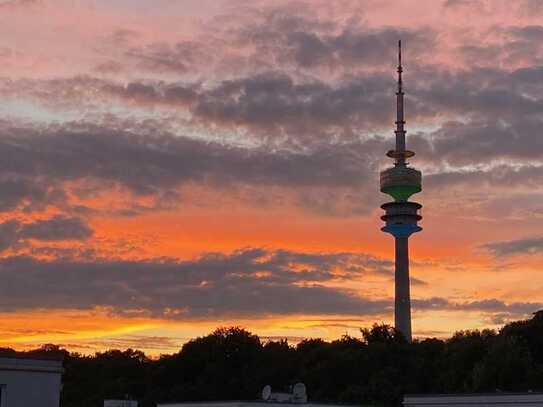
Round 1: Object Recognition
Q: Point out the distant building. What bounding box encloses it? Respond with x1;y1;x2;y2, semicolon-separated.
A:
0;356;63;407
404;393;543;406
104;400;138;407
157;403;351;407
159;384;329;407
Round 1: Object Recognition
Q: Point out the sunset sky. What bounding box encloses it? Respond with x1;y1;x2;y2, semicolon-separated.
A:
0;0;542;355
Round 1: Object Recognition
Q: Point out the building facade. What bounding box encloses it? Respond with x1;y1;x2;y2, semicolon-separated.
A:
157;403;349;407
104;401;139;407
0;357;63;407
404;393;543;406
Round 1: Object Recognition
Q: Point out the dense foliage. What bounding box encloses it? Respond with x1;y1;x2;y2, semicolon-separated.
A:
6;313;543;407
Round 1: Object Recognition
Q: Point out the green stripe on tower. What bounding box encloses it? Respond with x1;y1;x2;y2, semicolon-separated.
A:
382;184;421;202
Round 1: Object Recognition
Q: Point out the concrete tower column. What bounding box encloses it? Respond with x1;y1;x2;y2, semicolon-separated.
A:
394;236;412;341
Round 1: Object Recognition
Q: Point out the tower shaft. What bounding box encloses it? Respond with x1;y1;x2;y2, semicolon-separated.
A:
394;236;412;341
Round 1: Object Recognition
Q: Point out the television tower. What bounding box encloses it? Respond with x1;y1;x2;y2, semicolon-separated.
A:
380;41;422;342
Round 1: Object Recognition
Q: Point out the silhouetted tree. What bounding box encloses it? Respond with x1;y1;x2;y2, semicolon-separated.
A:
16;312;543;407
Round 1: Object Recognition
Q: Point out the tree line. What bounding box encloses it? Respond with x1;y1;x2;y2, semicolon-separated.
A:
4;312;543;407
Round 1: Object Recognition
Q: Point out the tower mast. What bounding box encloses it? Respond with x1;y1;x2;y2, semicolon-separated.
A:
379;41;423;342
396;40;405;162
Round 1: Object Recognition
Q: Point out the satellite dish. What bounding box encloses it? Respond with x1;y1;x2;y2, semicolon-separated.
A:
293;383;307;402
262;385;272;401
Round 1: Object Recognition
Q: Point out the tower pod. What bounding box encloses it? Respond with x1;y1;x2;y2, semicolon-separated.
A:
381;201;422;238
380;166;422;202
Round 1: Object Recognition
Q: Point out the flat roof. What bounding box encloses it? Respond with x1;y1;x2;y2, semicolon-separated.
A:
0;357;64;374
405;393;543;397
0;350;64;362
157;402;359;407
404;393;543;405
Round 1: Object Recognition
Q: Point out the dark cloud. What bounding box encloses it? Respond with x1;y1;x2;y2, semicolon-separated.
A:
0;120;386;215
0;220;21;251
411;65;543;118
1;3;542;221
443;0;483;8
509;25;543;42
456;25;543;69
0;121;378;190
424;165;543;193
0;216;92;251
103;65;543;165
85;3;436;78
480;236;543;257
2;63;543;219
412;297;543;319
0;177;64;212
190;72;395;132
413;118;543;167
0;246;535;321
229;5;435;72
6;59;543;164
97;72;396;134
0;248;392;317
75;335;184;353
19;216;93;241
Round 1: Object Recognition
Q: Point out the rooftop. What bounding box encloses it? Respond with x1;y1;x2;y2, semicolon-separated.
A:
0;356;64;374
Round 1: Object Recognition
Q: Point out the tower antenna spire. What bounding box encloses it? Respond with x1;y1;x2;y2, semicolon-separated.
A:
395;40;406;164
398;40;403;93
379;40;423;343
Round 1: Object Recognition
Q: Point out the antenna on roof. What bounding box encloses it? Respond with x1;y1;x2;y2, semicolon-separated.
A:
262;385;272;401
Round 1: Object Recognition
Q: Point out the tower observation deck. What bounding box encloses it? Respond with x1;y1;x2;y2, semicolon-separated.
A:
380;41;422;342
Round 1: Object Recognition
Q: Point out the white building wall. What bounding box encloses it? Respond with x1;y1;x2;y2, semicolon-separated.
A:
104;401;139;407
158;403;347;407
104;400;138;407
404;393;543;406
0;357;63;407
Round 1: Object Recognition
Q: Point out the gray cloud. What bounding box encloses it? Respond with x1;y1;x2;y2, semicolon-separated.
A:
190;72;396;133
1;3;542;221
0;216;92;251
105;65;543;166
424;165;543;190
0;120;387;215
237;11;435;70
99;72;396;135
105;5;435;77
0;246;535;322
443;0;480;7
411;118;543;167
0;248;392;317
6;58;543;163
0;176;64;212
19;216;93;241
480;236;543;257
2;76;543;219
413;297;543;319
